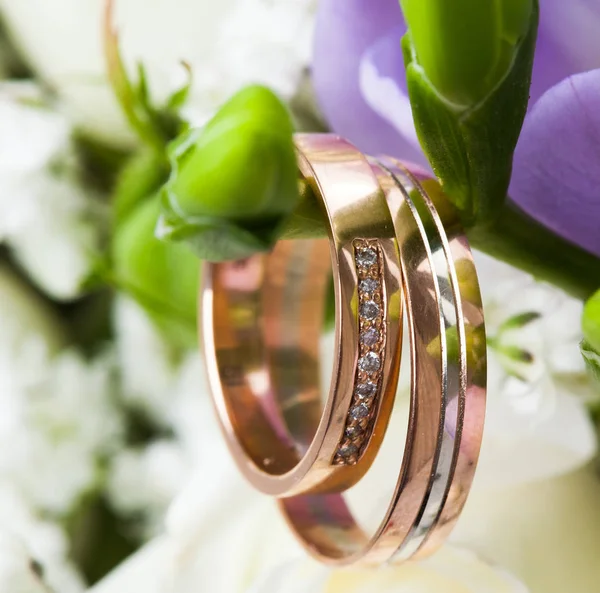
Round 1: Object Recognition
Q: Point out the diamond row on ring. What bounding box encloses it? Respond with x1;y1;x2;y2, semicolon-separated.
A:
333;240;386;465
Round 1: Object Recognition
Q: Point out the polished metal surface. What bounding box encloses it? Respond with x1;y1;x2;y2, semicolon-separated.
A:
278;158;486;565
201;134;486;563
201;134;402;497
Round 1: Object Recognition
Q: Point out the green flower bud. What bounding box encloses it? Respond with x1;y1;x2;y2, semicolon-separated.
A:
583;290;600;353
158;85;299;261
401;0;532;106
401;0;538;225
112;195;199;349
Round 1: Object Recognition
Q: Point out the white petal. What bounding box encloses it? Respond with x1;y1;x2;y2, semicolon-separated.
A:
252;547;528;593
0;326;121;514
475;385;596;489
0;82;70;175
113;296;178;420
0;533;50;593
0;0;317;146
107;440;189;536
454;465;600;593
88;538;171;593
0;488;84;593
9;179;103;300
0;263;64;352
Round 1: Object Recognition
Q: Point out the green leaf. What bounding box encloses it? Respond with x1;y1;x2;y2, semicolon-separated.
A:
103;0;165;149
582;289;600;352
103;0;188;148
498;311;541;332
158;85;299;261
165;61;193;111
581;341;600;390
401;0;538;225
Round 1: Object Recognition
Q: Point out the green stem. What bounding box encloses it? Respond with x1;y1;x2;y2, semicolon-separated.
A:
281;187;600;301
469;202;600;300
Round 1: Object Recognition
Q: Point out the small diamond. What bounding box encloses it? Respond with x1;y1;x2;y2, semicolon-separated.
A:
356;248;378;268
355;381;377;399
359;278;380;294
358;352;381;373
345;424;363;439
359;300;380;320
338;443;358;458
360;327;380;346
350;403;370;420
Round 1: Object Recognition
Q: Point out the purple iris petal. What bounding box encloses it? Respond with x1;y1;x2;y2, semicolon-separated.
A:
528;26;582;107
312;0;423;161
359;27;428;167
510;69;600;257
540;0;600;73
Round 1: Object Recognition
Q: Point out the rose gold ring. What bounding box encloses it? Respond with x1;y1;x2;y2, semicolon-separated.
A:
201;134;403;496
278;158;487;565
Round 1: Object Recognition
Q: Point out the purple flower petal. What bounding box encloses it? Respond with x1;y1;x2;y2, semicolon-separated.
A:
528;1;600;107
510;69;600;256
540;0;600;73
359;27;428;166
528;27;581;107
312;0;424;162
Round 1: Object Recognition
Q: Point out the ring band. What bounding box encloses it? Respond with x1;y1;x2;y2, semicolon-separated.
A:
201;134;403;497
278;159;486;564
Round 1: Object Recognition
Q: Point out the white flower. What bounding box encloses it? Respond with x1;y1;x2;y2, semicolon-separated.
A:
92;458;531;593
0;266;122;514
0;0;318;146
0;343;122;514
0;262;65;353
0;487;84;593
0;533;50;593
453;465;600;593
252;548;528;593
92;416;300;593
0;81;105;299
111;300;215;534
87;538;170;593
107;440;189;537
113;296;179;422
473;251;597;488
8;175;104;301
91;433;600;593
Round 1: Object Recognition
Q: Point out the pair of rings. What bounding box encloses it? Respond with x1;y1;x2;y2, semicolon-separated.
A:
201;134;486;566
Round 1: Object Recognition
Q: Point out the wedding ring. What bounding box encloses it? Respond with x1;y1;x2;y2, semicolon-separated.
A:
279;159;486;564
201;134;403;496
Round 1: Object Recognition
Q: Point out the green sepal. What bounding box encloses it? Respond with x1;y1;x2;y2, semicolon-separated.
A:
158;85;299;262
582;289;600;353
580;289;600;390
498;311;541;332
103;0;190;148
157;204;281;261
113;149;170;225
581;341;600;391
402;0;538;225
